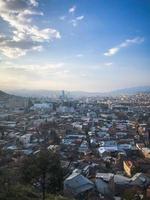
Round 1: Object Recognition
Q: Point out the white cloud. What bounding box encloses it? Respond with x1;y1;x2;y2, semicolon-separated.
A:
70;15;84;27
0;47;27;58
0;0;60;58
76;15;84;20
29;0;38;7
104;48;119;56
0;34;43;58
62;5;84;27
69;5;76;14
104;37;144;56
120;37;144;47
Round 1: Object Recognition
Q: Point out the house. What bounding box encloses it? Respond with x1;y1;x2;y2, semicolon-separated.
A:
20;133;32;146
136;143;145;150
130;173;150;188
141;147;150;159
96;172;150;194
64;172;94;198
123;160;135;177
95;178;112;198
31;103;53;111
78;140;89;154
98;146;118;157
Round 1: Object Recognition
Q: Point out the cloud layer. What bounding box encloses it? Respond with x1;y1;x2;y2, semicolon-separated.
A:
0;0;60;58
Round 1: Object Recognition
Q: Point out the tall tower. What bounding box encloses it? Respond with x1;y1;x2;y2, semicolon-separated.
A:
62;90;65;99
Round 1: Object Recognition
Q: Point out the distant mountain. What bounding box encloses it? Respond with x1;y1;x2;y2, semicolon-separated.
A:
6;86;150;98
109;86;150;95
0;90;26;103
7;89;61;98
65;86;150;97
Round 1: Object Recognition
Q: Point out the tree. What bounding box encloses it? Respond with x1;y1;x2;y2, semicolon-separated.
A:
46;195;72;200
0;125;5;139
21;149;63;200
0;165;68;200
0;184;38;200
123;187;143;200
51;129;60;145
0;166;38;200
115;111;128;120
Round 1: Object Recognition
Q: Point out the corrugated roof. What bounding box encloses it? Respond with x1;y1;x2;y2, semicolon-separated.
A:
64;172;94;195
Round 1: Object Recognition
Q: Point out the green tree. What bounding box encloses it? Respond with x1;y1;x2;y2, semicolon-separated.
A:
0;184;39;200
46;195;72;200
21;149;63;200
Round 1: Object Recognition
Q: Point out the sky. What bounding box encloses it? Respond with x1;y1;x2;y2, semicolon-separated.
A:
0;0;150;92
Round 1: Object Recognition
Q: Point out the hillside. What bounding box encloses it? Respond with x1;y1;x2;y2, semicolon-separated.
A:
0;90;12;101
0;90;27;108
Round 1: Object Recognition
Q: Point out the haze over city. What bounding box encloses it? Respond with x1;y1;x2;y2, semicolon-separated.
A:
0;0;150;92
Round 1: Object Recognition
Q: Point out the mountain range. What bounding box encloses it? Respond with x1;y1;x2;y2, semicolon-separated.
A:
3;86;150;98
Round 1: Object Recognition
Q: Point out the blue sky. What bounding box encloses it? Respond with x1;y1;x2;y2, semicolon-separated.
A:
0;0;150;92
